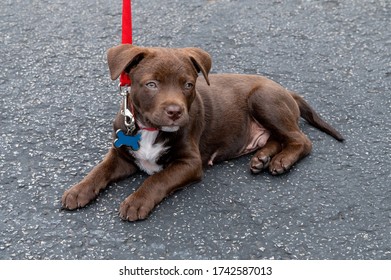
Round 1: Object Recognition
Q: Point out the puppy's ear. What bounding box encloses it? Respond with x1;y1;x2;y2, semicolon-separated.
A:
183;48;212;85
107;44;147;80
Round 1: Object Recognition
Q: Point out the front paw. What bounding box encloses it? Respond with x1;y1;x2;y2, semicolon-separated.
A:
61;183;98;210
119;191;156;222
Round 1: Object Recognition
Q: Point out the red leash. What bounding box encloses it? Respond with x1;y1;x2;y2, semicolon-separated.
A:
120;0;132;87
118;0;135;134
117;1;158;134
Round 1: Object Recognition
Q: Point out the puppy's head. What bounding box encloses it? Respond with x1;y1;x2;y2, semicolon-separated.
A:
107;44;211;132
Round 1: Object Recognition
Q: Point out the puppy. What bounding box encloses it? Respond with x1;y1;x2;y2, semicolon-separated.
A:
62;45;343;221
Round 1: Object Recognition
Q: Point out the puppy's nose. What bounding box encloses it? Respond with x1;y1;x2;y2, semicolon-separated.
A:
165;105;183;121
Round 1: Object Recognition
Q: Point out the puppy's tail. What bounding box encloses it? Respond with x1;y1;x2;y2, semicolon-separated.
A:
291;92;344;142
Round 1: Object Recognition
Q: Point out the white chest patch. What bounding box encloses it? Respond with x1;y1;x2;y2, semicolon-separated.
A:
129;130;168;175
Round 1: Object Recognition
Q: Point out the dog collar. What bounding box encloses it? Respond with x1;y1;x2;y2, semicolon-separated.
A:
113;122;158;151
137;121;159;132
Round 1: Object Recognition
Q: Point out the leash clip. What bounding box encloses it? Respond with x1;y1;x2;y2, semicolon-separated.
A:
119;85;136;134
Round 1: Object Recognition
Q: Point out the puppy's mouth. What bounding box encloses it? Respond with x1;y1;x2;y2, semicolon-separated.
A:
144;113;188;133
132;101;189;133
143;117;183;133
160;126;180;132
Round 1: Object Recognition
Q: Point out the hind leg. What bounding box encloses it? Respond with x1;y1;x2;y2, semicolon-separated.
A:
248;86;312;175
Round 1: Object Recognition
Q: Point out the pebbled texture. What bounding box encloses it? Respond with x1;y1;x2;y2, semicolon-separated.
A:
0;0;390;259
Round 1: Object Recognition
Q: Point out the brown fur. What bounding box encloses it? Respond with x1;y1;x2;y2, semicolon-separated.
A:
62;45;343;221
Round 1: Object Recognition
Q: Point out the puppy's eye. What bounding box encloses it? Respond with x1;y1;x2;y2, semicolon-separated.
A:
145;81;158;89
184;82;194;90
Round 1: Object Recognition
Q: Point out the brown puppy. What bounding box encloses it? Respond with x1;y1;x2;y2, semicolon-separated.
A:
62;45;344;221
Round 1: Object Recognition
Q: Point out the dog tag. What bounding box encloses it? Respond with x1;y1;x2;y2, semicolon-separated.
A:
114;129;141;150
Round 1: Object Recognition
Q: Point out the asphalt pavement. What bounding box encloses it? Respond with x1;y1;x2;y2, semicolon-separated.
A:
0;0;390;259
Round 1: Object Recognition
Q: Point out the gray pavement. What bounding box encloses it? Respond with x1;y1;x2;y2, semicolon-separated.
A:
0;0;390;259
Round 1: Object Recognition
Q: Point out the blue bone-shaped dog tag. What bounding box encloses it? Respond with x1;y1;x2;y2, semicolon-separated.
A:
114;129;141;150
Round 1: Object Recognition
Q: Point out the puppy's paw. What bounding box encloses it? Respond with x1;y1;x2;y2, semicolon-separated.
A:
119;192;155;222
250;154;271;174
269;154;294;175
61;183;98;210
